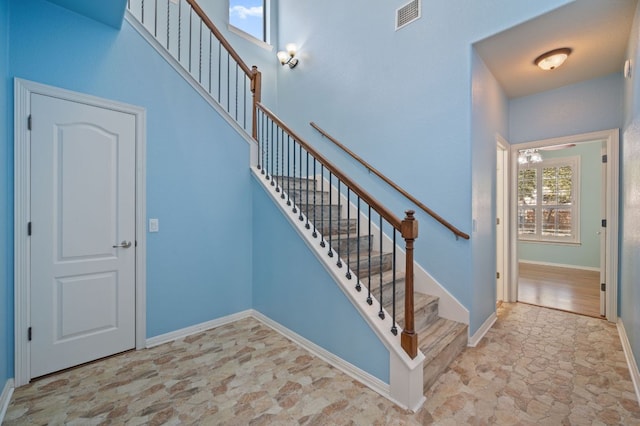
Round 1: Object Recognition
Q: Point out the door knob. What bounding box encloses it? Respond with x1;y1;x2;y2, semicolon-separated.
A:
112;240;132;248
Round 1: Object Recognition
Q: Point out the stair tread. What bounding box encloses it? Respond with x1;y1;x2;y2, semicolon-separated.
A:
392;291;437;322
360;270;407;301
417;318;468;365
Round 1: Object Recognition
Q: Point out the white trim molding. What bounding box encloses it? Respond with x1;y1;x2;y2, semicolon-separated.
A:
146;310;253;348
509;129;619;322
468;312;497;347
13;79;147;386
251;311;402;408
518;260;600;273
618;319;640;405
145;309;423;412
0;379;15;424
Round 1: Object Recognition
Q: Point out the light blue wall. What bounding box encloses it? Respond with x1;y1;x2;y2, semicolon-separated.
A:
45;0;127;29
470;50;508;331
8;0;253;341
518;142;603;269
1;0;10;388
199;0;279;111
251;178;389;382
509;73;623;144
275;0;571;334
621;0;640;382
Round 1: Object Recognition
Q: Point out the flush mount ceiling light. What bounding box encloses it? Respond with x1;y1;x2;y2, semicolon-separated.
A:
534;47;572;71
518;149;543;166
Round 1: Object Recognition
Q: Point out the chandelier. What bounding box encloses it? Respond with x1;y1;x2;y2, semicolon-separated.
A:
518;149;543;165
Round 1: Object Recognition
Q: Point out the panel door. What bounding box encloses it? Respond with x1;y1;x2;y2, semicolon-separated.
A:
30;93;136;378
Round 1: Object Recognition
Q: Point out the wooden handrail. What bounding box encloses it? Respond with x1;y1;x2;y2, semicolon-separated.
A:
257;103;403;230
185;0;254;78
310;122;470;240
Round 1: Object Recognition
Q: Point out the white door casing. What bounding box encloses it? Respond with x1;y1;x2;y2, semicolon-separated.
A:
30;94;135;378
496;136;510;303
508;129;619;322
600;142;607;317
14;79;147;385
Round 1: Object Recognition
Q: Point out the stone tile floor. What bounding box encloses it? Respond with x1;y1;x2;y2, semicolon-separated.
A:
4;303;640;425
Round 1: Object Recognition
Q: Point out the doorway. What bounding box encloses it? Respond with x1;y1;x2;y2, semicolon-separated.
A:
508;129;619;322
14;79;147;386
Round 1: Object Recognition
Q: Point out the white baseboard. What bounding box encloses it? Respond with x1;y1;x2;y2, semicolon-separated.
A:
251;310;392;401
518;260;600;272
0;378;15;424
468;312;497;347
145;310;253;348
617;319;640;405
144;309;396;407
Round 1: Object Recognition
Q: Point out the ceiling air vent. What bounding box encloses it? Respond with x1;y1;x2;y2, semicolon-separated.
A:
396;0;421;31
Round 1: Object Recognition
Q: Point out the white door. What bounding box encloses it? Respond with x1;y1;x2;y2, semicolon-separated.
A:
30;93;136;378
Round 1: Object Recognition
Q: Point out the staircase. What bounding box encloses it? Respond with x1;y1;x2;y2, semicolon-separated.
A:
125;0;470;405
282;175;468;393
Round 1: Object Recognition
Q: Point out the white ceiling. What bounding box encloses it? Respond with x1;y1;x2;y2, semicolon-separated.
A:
474;0;638;99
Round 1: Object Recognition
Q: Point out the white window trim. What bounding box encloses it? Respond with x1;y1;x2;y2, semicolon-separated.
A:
518;156;581;244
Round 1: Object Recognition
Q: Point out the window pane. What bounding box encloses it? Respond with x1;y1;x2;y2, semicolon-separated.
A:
518;208;536;235
518;169;536;206
229;0;264;41
541;208;557;236
542;186;557;205
541;208;572;237
557;190;571;205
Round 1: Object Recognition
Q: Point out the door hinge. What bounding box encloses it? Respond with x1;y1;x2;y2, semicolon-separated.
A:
28;327;32;341
602;154;607;163
28;115;32;131
496;218;500;225
602;219;607;228
496;272;500;279
27;221;32;236
601;283;606;292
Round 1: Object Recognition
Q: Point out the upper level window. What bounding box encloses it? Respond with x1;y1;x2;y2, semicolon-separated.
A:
518;156;580;243
229;0;266;42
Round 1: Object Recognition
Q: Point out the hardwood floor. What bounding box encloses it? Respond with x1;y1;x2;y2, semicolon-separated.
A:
517;262;602;318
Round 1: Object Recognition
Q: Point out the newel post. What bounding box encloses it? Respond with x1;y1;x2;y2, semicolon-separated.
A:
401;210;419;359
251;65;262;141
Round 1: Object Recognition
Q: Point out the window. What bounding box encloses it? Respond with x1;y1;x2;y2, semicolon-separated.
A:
229;0;266;42
518;156;580;243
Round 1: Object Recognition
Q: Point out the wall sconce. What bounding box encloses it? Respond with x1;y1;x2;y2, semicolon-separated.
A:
277;43;299;69
534;47;572;71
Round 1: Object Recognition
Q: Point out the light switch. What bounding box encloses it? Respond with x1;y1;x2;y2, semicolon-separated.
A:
149;218;159;233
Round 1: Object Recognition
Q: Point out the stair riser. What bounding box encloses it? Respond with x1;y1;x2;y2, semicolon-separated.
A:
375;282;406;312
272;176;317;190
350;252;393;278
316;219;357;235
395;298;439;331
286;190;331;204
328;234;371;256
423;328;467;392
299;204;341;223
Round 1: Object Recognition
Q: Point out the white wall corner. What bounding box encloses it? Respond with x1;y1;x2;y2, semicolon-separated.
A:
468;312;497;347
617;319;640;405
0;378;15;424
389;352;425;412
